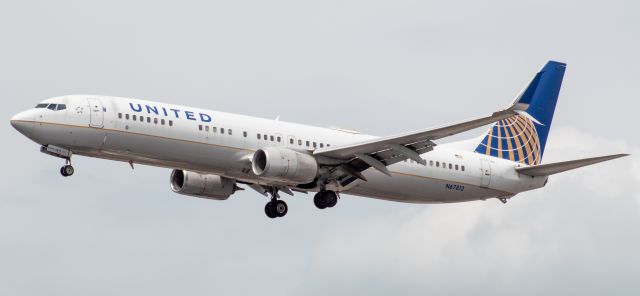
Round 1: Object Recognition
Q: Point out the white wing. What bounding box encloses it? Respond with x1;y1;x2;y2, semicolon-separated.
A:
313;102;527;185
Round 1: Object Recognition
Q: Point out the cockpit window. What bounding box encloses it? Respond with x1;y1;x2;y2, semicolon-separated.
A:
37;103;66;111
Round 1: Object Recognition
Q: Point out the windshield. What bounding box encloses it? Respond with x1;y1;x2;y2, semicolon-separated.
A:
36;103;67;111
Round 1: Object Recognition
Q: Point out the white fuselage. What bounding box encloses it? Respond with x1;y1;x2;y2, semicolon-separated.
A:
10;95;548;203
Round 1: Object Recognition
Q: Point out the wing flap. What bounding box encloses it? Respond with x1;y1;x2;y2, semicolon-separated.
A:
516;154;629;176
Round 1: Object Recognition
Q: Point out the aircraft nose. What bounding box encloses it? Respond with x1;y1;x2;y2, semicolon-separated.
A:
10;110;34;135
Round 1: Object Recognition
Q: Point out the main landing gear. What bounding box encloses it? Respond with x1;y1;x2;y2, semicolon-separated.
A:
314;190;338;209
264;189;288;219
262;187;338;218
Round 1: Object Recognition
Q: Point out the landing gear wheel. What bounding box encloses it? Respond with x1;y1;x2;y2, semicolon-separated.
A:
265;202;278;219
274;200;288;217
60;165;74;177
314;192;327;209
314;190;338;209
324;191;338;208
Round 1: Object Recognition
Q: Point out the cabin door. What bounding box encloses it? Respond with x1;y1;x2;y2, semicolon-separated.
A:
87;98;104;128
480;159;492;187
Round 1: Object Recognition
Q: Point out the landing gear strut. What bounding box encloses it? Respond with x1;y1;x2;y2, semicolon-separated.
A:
264;188;288;219
314;190;338;209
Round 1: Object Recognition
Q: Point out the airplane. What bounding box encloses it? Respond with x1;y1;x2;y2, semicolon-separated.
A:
9;61;628;218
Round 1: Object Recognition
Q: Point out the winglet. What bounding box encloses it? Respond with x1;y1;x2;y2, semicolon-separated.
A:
516;154;629;176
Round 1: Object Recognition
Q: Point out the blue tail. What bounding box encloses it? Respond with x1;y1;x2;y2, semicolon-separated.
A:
475;61;566;165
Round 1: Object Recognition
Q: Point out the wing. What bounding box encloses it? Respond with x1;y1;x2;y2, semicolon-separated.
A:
314;102;528;186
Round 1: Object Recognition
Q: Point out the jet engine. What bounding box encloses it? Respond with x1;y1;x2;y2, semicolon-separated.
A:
170;170;237;200
251;147;318;184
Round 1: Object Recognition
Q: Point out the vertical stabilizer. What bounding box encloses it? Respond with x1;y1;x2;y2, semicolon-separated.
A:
475;61;566;165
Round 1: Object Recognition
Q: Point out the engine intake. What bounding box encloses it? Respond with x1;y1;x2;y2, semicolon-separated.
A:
170;170;237;200
252;147;318;184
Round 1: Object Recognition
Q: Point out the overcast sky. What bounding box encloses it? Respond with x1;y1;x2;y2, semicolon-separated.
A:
1;1;639;295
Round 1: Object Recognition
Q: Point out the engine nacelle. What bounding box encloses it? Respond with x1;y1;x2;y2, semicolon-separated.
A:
170;170;236;200
251;147;318;184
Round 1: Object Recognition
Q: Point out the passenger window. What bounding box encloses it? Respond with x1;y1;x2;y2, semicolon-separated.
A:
56;104;66;110
289;138;294;144
147;117;151;123
257;133;261;139
306;141;310;147
132;115;137;121
327;144;331;147
429;160;434;166
320;143;324;148
270;135;274;141
442;162;446;169
169;120;173;126
221;128;225;134
449;164;452;169
212;127;217;133
161;119;165;125
118;113;122;119
199;125;203;131
243;131;247;137
205;126;209;132
436;161;440;167
298;139;302;145
229;129;232;135
455;164;459;170
154;118;158;124
313;142;317;148
461;166;465;171
125;114;130;120
276;136;281;142
140;116;144;122
35;104;48;108
47;104;57;110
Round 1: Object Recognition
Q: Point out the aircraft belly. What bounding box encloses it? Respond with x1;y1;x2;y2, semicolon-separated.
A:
47;124;251;176
344;170;504;204
29;122;106;150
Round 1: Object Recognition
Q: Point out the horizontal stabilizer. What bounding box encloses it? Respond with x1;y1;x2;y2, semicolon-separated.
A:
516;154;629;176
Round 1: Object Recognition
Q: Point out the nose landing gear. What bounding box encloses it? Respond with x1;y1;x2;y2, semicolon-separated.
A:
60;164;75;177
40;145;75;177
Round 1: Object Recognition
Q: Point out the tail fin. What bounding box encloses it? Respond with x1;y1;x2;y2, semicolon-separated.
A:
475;61;566;165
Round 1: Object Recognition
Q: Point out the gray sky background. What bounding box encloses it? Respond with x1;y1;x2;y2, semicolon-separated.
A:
1;1;639;295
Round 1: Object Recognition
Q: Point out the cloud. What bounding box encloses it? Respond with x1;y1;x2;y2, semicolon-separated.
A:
303;126;640;296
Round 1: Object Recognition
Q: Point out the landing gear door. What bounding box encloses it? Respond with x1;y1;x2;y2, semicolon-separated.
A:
480;159;492;187
87;98;104;128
